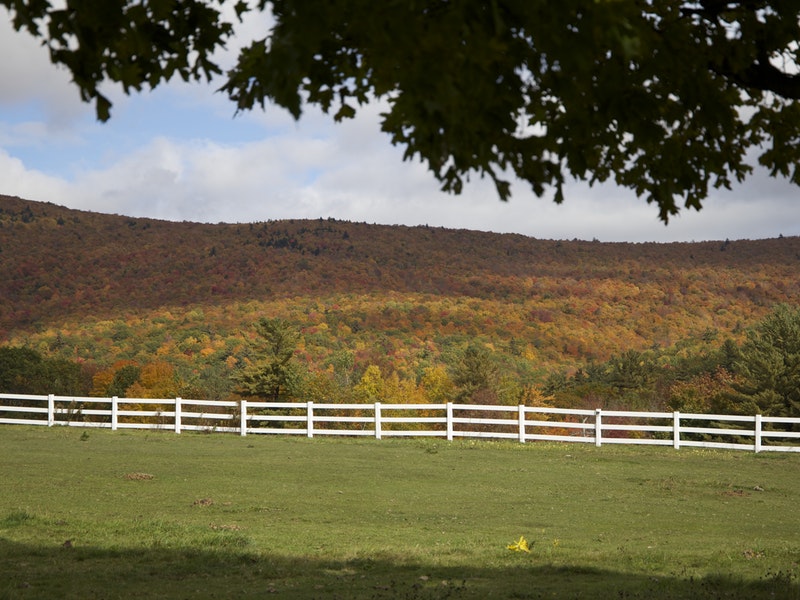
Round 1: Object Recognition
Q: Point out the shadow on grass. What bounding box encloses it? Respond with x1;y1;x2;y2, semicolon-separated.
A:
1;539;798;600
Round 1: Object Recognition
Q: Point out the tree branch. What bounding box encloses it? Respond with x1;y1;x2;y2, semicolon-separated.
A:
729;56;800;99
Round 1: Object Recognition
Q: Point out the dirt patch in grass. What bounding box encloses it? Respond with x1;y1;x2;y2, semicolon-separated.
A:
723;489;749;497
123;472;154;481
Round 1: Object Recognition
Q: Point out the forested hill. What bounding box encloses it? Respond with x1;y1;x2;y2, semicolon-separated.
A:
1;194;799;380
2;194;798;328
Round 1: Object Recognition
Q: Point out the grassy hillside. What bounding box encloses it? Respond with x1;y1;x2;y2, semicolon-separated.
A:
1;194;799;399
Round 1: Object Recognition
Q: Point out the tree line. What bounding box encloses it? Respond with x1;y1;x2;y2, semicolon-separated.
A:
542;304;800;420
2;305;799;420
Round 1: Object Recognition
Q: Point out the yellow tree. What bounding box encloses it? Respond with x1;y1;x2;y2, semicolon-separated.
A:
125;362;179;399
419;365;456;405
353;365;384;404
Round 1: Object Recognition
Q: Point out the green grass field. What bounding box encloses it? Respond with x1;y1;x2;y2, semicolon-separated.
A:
1;426;798;599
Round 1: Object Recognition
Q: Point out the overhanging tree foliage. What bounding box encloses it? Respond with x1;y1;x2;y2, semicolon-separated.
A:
5;1;800;219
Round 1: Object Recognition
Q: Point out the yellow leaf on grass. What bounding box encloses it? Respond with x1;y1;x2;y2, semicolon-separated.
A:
507;535;531;553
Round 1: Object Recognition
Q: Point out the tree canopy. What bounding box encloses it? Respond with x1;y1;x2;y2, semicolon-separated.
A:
4;1;800;219
0;346;89;395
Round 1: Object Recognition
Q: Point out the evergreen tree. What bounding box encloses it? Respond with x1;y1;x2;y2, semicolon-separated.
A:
106;365;141;397
602;349;656;392
735;304;800;417
0;347;43;394
449;343;499;403
0;346;90;396
234;318;305;401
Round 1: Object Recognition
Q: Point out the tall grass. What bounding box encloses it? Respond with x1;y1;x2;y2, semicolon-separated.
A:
1;426;798;599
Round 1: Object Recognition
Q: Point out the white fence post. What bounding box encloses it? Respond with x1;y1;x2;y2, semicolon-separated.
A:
595;408;602;447
375;402;382;439
307;401;314;438
446;402;454;441
47;394;55;427
518;405;526;443
174;397;182;434
111;396;118;431
673;411;681;449
755;414;762;453
239;400;247;436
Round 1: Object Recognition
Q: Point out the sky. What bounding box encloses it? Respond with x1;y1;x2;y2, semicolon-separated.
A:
1;8;799;243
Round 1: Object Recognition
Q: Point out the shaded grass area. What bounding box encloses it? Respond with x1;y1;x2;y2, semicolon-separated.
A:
1;537;797;600
1;426;798;599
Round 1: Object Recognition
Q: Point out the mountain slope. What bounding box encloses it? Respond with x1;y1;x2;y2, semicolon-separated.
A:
1;194;799;378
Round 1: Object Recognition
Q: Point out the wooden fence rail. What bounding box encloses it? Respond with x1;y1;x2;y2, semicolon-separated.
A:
1;393;799;452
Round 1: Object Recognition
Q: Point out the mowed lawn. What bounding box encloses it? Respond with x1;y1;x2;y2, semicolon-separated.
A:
1;426;798;599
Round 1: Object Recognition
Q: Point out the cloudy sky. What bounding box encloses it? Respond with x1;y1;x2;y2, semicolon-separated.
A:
1;8;798;243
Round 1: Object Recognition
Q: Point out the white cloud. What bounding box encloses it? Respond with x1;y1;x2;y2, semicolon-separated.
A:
0;10;90;129
3;97;799;242
0;148;66;201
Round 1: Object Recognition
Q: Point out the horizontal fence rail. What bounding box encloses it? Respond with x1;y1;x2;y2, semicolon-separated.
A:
1;393;799;452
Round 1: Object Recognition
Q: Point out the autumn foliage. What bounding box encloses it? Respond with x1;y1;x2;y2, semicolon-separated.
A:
1;195;799;416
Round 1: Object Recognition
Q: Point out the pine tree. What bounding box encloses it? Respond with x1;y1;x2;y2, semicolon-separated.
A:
735;304;800;417
234;318;305;401
449;343;499;403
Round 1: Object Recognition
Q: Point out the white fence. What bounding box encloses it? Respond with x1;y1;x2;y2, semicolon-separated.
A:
1;393;799;452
